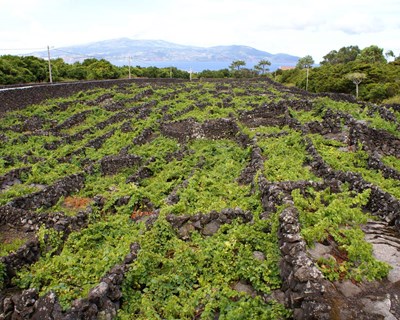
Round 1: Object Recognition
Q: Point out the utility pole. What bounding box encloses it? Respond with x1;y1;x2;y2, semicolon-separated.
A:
128;56;132;79
47;46;53;83
306;67;309;91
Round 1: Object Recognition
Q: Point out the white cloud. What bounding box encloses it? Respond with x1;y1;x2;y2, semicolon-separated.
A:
1;0;399;62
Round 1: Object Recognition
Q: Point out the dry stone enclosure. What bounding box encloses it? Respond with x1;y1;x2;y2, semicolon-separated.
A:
0;78;400;319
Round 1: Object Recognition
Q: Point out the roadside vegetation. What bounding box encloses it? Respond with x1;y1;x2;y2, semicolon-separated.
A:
276;45;400;103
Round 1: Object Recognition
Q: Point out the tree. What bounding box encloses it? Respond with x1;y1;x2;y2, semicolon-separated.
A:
82;58;100;66
357;45;386;64
296;55;314;69
234;68;257;78
306;63;351;93
229;60;246;71
346;72;366;98
22;56;47;82
67;62;88;80
51;58;71;81
87;59;120;80
142;66;161;78
254;59;271;75
296;55;314;91
321;46;360;65
197;68;231;78
0;55;36;84
385;50;395;61
321;50;338;65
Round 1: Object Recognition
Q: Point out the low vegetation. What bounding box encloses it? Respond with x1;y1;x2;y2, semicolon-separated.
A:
0;78;399;318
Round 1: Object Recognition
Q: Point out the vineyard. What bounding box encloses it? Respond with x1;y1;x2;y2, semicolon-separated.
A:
0;78;399;319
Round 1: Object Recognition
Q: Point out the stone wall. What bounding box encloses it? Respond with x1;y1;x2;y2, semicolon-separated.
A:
349;121;400;158
0;243;140;320
1;208;255;320
0;207;88;288
8;173;85;211
99;154;142;176
305;138;400;229
0;79;186;114
258;177;332;320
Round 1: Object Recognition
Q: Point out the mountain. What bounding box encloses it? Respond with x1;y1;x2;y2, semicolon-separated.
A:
33;38;299;71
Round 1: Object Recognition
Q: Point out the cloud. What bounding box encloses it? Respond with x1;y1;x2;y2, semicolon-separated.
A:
1;0;399;62
330;13;385;34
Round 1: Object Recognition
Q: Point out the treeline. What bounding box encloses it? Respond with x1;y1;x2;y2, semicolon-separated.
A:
0;55;272;85
276;45;400;103
0;55;190;85
197;59;272;79
3;45;400;103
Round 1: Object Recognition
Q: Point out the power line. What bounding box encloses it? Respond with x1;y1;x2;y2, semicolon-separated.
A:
0;47;46;51
51;48;96;59
0;47;97;61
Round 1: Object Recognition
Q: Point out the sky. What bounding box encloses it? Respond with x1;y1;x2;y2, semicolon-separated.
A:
1;0;400;63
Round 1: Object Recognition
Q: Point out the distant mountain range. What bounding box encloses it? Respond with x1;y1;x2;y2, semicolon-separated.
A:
32;38;299;72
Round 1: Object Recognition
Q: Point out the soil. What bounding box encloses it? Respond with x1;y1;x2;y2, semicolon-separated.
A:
0;224;36;251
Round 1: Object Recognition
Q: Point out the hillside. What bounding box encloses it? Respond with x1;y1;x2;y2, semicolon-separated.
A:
32;38;299;70
0;78;400;319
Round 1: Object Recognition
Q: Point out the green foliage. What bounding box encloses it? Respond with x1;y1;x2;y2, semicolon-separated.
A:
0;262;6;289
119;216;289;319
0;184;40;206
345;72;366;84
164;139;261;215
0;55;47;84
311;134;400;198
356;45;386;64
289;108;323;124
38;225;65;258
0;238;26;257
296;55;314;69
254;59;271;75
321;46;360;65
198;68;231;78
293;187;371;244
361;83;389;102
279;45;400;102
86;59;121;80
0;55;191;85
1;78;397;317
275;68;302;86
26;158;81;185
382;155;400;172
15;215;142;309
313;97;399;137
175;104;236;122
229;60;246;71
258;130;320;182
383;94;400;104
292;187;391;281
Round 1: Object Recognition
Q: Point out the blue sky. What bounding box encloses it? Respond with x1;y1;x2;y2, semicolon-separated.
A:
1;0;399;63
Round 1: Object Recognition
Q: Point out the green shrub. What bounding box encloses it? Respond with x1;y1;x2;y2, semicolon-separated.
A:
292;186;391;281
